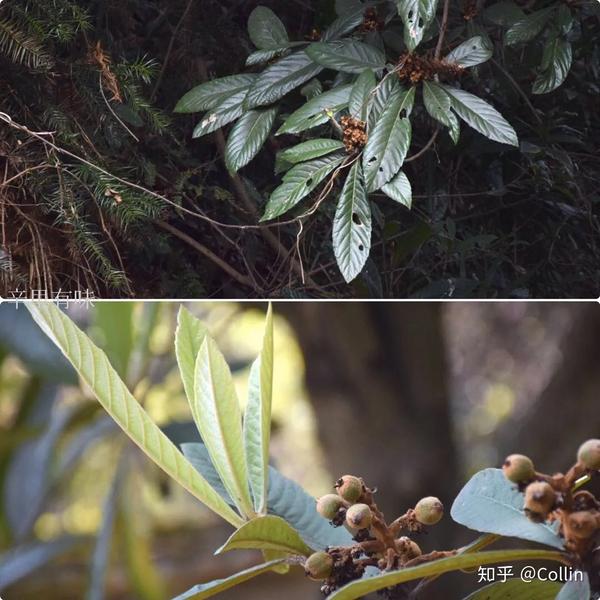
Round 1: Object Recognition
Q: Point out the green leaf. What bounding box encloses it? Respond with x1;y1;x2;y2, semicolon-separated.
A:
181;443;232;505
445;36;493;68
422;81;459;144
336;0;364;15
192;87;250;139
243;305;274;514
349;68;376;121
324;5;371;41
381;171;412;208
451;468;564;548
244;52;323;109
368;76;402;130
396;0;439;51
442;85;518;146
363;87;414;192
175;306;209;407
333;161;371;283
193;336;254;517
25;303;244;528
276;85;352;135
246;47;290;67
464;579;562;600
261;153;347;221
556;574;590;600
175;75;256;113
216;515;313;556
484;1;525;27
532;37;572;95
173;560;288;600
306;41;386;74
225;108;278;173
92;303;133;379
326;549;566;600
276;139;345;174
247;7;289;50
505;8;554;46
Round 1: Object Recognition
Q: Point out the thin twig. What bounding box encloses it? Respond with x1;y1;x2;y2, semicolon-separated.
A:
434;0;451;60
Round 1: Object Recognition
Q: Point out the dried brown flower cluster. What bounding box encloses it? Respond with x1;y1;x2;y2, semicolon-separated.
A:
360;7;384;32
304;475;450;596
503;439;600;559
462;0;479;21
340;116;368;153
397;53;465;84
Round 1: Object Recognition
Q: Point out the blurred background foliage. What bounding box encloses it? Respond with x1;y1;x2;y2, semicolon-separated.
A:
1;0;599;299
0;301;599;599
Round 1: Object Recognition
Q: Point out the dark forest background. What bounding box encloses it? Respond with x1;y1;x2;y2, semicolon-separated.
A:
1;0;599;299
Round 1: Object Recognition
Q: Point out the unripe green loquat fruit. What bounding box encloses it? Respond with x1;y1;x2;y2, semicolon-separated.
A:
345;503;373;529
502;454;535;483
316;494;345;520
577;439;600;471
304;551;334;580
414;496;444;525
336;475;363;503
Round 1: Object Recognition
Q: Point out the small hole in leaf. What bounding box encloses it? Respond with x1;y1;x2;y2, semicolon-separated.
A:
306;178;313;187
472;45;477;50
418;17;424;28
378;167;384;173
400;109;407;118
352;213;362;225
358;244;365;251
408;9;414;19
368;156;377;164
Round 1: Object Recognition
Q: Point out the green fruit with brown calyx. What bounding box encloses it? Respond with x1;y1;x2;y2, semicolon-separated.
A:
502;454;535;483
304;551;334;580
523;481;555;522
577;439;600;470
316;494;345;520
336;475;363;503
414;496;444;525
345;503;372;529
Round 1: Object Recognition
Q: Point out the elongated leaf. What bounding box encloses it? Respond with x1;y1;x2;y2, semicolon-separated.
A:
246;47;290;67
327;549;566;600
245;52;323;109
442;85;518;146
323;5;371;41
175;75;256;113
333;161;371;283
173;560;287;600
306;40;386;73
216;515;312;556
262;153;346;221
556;574;590;600
464;578;562;599
247;7;289;50
175;306;208;407
381;171;412;208
422;80;459;143
505;8;554;46
532;37;572;95
445;36;493;68
26;303;244;528
451;468;564;548
93;303;133;379
484;1;525;27
277;85;352;135
193;336;253;517
192;87;250;138
336;0;364;15
368;76;402;129
225;107;278;173
396;0;439;51
243;305;274;514
363;87;414;191
276;139;345;173
349;68;376;121
181;443;232;504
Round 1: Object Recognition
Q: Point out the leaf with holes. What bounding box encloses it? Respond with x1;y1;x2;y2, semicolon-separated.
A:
363;86;414;192
333;161;371;283
261;152;346;221
244;52;323;109
193;336;253;517
216;515;313;556
276;139;345;174
532;37;572;95
349;68;376;121
175;74;256;113
243;305;274;514
225;108;278;173
25;303;244;528
192;87;250;138
422;81;459;143
396;0;439;51
442;85;518;146
306;40;386;74
505;7;554;46
381;171;412;208
445;36;493;68
247;6;289;50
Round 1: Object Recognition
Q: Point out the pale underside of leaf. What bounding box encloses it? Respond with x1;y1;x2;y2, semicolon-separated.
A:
26;303;243;528
396;0;439;51
381;171;412;208
175;306;208;406
445;36;493;68
175;74;256;113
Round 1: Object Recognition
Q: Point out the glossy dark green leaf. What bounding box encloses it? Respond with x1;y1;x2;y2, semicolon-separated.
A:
225;107;278;173
246;47;290;67
175;75;256;113
451;468;564;548
349;68;376;120
277;85;352;135
323;5;373;41
192;87;250;138
443;85;518;146
363;86;414;192
306;40;386;73
336;0;364;15
276;139;345;173
333;161;372;283
244;52;323;109
505;7;554;46
422;80;459;143
367;75;402;130
484;1;525;27
396;0;439;51
445;36;493;68
532;37;572;95
381;171;412;208
261;153;347;221
247;7;289;50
